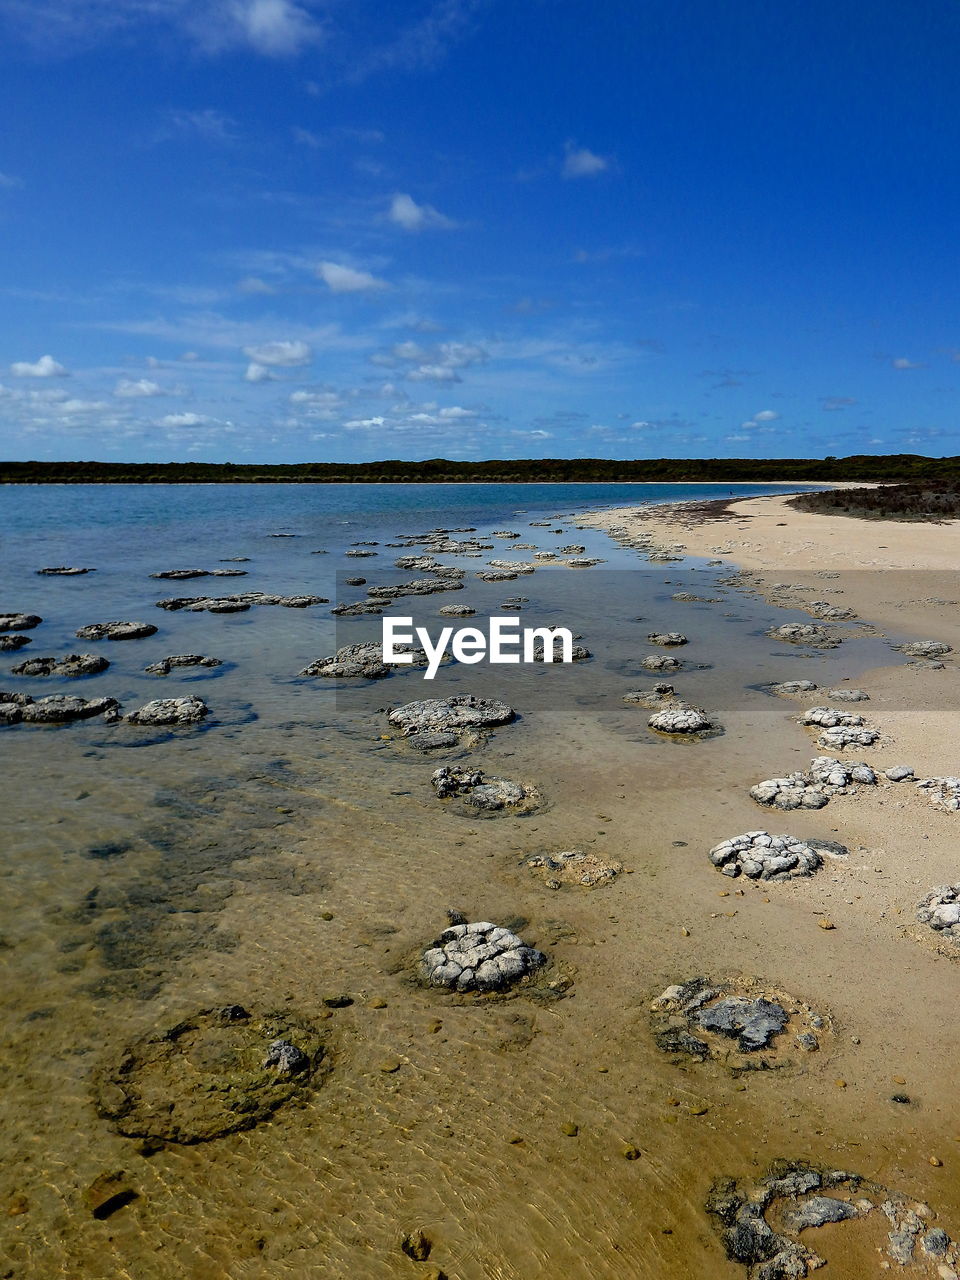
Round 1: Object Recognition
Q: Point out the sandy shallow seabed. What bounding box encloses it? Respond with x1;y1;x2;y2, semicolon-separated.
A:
4;489;960;1279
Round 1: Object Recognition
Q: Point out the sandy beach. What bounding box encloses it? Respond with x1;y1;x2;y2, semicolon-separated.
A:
4;481;960;1278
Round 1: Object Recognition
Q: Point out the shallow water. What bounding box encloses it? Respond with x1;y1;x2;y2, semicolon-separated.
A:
2;483;957;1279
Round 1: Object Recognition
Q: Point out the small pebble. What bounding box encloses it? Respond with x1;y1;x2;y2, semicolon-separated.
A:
835;1079;847;1088
379;1058;402;1073
368;997;387;1009
930;1156;944;1167
622;1146;641;1160
818;918;836;930
561;1121;579;1137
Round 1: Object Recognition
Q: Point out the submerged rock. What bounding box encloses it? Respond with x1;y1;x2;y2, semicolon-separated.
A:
651;978;829;1068
708;831;828;880
419;920;545;992
767;623;841;648
1;693;120;725
156;593;326;613
431;766;540;812
647;631;688;646
330;599;391;615
367;578;463;599
438;603;477;616
36;566;95;575
624;682;675;707
648;703;715;735
76;621;158;641
126;696;209;726
0;634;32;651
144;655;222;676
640;654;683;672
530;641;591;662
95;1007;326;1143
0;613;42;633
12;653;109;678
388;694;515;737
301;642;441;680
769;680;818;697
150;568;247;579
525;849;622;889
706;1162;957;1278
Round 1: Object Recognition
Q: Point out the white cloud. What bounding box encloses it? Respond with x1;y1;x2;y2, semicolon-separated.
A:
222;0;323;56
387;192;457;231
10;354;69;378
242;339;313;366
344;415;386;431
562;143;609;179
741;409;781;430
0;171;23;189
407;363;460;383
317;261;389;293
159;412;210;427
114;377;163;398
892;357;922;370
244;362;276;382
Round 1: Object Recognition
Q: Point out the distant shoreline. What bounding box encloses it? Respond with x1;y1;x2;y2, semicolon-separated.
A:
0;454;951;485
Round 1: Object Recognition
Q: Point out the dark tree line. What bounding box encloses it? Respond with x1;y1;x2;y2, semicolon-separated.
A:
3;454;960;485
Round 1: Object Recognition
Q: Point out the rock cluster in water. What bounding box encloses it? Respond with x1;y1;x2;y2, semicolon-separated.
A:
640;654;683;672
126;696;209;725
750;757;877;810
76;621;158;641
150;568;247;579
530;641;591;662
430;766;540;812
0;691;120;724
302;642;435;680
525;849;623;889
388;694;515;742
624;682;675;707
95;1006;325;1143
706;1161;959;1278
799;706;880;749
766;623;841;648
157;593;327;612
438;603;476;616
651;977;828;1065
647;631;688;646
708;831;832;880
367;578;464;599
0;613;42;632
0;635;32;651
419;921;545;992
36;566;95;575
648;703;715;735
145;655;222;676
12;653;108;678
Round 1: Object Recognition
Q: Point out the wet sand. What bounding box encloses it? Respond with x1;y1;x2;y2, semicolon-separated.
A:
3;489;960;1278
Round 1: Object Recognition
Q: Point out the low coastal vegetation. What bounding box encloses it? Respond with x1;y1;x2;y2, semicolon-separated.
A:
3;453;960;484
791;480;960;521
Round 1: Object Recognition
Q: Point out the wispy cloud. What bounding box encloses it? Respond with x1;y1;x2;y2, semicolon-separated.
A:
160;108;238;143
114;377;164;397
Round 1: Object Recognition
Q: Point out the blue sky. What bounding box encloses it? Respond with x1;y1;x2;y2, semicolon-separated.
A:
2;0;960;463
